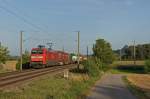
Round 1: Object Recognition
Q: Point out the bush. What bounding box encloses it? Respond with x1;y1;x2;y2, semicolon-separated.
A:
0;45;9;64
16;51;30;70
82;59;100;77
16;60;20;70
16;60;30;70
144;59;150;73
94;57;109;71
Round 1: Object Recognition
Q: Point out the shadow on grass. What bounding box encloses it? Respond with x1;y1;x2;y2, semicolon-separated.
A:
115;65;145;74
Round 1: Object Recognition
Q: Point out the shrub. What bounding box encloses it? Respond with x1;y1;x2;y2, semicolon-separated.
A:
0;45;9;64
144;59;150;73
16;60;30;70
82;59;100;77
16;60;20;70
16;51;30;70
94;57;109;71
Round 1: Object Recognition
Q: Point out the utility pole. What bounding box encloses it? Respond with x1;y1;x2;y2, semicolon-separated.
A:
120;49;122;61
77;31;80;69
133;40;136;65
87;46;88;59
20;31;23;71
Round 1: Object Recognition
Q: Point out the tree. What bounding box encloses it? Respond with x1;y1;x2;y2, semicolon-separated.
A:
93;39;115;64
16;50;30;70
22;50;30;64
0;44;9;64
145;59;150;73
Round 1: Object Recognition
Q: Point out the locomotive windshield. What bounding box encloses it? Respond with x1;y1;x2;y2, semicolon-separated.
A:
31;50;43;54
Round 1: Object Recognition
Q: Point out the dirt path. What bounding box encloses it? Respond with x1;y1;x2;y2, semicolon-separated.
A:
87;74;137;99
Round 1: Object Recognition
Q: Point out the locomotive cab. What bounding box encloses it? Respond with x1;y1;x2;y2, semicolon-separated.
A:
30;48;47;68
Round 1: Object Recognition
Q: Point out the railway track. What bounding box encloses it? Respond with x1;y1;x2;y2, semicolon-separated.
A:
0;64;76;89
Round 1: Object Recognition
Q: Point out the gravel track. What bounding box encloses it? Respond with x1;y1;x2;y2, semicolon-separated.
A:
87;74;137;99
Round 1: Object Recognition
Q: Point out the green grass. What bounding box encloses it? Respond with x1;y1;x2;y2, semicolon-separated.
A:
109;64;145;74
144;59;150;73
109;69;125;74
0;69;12;74
113;61;144;66
0;73;100;99
109;61;145;74
123;77;149;99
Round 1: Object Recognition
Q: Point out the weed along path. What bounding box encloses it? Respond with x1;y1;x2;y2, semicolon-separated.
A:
87;74;137;99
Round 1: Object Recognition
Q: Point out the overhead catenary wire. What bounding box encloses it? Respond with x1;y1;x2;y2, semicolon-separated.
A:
0;0;50;34
0;1;79;53
0;2;69;42
0;3;47;33
0;0;76;41
1;0;32;19
0;0;76;39
0;1;56;46
1;0;44;24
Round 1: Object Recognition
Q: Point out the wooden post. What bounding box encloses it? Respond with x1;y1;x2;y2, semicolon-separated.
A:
64;69;69;79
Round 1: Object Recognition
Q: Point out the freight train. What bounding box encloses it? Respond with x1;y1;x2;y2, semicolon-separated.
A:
30;47;78;68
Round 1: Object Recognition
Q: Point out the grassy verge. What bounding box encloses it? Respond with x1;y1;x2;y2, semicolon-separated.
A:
0;69;13;74
113;61;144;66
109;69;126;74
123;76;149;99
0;58;104;99
109;64;145;74
144;59;150;73
0;72;101;99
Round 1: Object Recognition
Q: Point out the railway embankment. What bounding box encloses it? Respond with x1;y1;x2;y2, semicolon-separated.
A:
0;64;103;99
0;56;107;99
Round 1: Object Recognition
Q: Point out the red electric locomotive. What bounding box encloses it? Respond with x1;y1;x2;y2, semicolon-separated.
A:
30;47;70;68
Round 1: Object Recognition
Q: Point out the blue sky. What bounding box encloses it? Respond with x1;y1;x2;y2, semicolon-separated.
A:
0;0;150;55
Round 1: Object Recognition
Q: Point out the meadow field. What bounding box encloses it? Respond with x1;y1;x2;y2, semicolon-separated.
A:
126;74;150;99
0;60;17;73
113;61;144;66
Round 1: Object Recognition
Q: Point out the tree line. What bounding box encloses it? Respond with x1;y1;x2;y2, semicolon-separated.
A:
114;44;150;60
